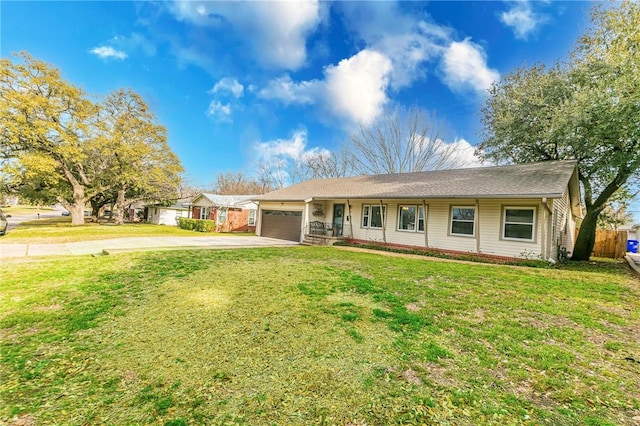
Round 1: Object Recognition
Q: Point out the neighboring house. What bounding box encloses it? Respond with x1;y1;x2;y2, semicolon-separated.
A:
621;222;639;242
189;193;258;232
145;203;189;226
254;160;583;262
127;201;146;222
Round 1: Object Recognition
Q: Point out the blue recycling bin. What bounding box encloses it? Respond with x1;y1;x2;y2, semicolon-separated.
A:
627;239;639;253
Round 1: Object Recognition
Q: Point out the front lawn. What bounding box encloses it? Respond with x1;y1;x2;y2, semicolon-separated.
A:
1;248;638;425
2;220;253;243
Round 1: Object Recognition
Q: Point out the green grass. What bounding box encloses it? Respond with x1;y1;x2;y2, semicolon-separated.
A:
0;205;55;216
1;247;639;425
1;220;254;243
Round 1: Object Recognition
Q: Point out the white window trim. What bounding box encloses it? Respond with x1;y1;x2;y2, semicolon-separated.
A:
199;207;209;220
218;207;228;223
397;205;425;233
248;210;256;226
502;206;536;242
361;204;387;229
450;206;476;237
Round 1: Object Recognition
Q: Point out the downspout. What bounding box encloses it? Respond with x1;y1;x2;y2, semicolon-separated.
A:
379;200;386;243
422;199;428;248
475;199;480;253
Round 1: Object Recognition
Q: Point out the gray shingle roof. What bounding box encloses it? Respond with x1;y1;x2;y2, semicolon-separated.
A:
255;160;578;201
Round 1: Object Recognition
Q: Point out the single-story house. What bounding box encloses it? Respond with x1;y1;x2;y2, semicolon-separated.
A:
189;193;258;232
145;203;189;226
620;222;639;241
254;160;583;262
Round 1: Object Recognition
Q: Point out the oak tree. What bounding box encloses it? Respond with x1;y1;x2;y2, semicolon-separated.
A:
1;52;101;224
478;1;640;260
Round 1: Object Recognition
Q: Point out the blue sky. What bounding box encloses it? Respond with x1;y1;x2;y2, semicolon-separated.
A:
8;1;637;221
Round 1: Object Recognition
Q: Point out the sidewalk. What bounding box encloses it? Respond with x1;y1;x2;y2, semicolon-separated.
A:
625;252;640;276
0;236;299;258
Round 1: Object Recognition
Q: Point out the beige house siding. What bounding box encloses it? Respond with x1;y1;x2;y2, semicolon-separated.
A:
258;193;576;261
348;198;550;259
552;189;577;257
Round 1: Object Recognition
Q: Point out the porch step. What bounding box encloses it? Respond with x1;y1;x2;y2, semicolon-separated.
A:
302;235;342;246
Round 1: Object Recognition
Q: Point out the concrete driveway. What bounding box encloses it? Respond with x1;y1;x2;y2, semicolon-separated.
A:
626;252;640;275
0;236;299;258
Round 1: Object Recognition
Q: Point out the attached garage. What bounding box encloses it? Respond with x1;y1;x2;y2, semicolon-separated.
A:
260;210;303;242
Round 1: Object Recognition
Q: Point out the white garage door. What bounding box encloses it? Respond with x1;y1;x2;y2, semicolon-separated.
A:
261;210;302;242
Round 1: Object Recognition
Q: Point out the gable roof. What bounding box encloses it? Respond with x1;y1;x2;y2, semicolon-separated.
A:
256;160;580;207
191;193;257;208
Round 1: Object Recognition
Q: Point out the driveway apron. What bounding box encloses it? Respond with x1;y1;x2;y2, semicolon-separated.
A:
0;236;298;258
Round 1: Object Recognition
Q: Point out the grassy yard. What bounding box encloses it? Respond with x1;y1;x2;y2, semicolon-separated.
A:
1;247;639;425
0;205;55;216
1;219;253;244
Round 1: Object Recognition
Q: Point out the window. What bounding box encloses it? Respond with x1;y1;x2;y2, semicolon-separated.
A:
450;206;475;236
248;210;256;226
199;207;208;220
398;205;426;232
362;204;386;228
218;208;227;223
503;207;535;241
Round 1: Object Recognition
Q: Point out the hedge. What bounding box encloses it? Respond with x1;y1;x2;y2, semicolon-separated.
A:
177;218;216;232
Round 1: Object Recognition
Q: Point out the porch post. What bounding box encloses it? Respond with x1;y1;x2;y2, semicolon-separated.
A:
380;200;386;243
475;199;480;253
422;199;428;248
347;199;353;238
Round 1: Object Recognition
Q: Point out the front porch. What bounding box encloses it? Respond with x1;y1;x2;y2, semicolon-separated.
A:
302;221;346;246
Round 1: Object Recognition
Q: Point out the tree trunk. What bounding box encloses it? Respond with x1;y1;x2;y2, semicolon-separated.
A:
113;188;126;225
571;208;600;261
90;200;100;223
69;185;86;226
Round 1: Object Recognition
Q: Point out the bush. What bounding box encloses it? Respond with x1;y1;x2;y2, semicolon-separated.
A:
177;218;216;232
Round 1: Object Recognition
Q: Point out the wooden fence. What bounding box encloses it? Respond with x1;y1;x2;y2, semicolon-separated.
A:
591;230;628;259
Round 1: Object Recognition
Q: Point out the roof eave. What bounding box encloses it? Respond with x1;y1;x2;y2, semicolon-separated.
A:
256;193;566;202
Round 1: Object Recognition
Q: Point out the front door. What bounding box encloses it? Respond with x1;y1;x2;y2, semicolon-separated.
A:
333;204;345;236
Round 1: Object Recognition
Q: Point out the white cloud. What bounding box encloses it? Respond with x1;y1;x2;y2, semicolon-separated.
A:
440;39;500;95
210;78;244;98
253;130;331;184
172;44;216;71
255;130;309;162
258;50;392;125
336;3;504;98
373;31;444;90
500;1;545;40
443;138;484;168
168;0;322;70
258;75;319;105
335;3;449;90
324;50;393;125
90;46;127;60
206;101;232;122
114;33;157;56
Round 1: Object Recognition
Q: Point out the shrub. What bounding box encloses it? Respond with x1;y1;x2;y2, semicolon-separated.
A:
177;218;216;232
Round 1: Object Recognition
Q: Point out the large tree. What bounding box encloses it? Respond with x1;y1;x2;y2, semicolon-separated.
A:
1;52;102;224
347;106;470;175
1;54;184;225
98;89;183;224
214;172;273;195
478;1;640;260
